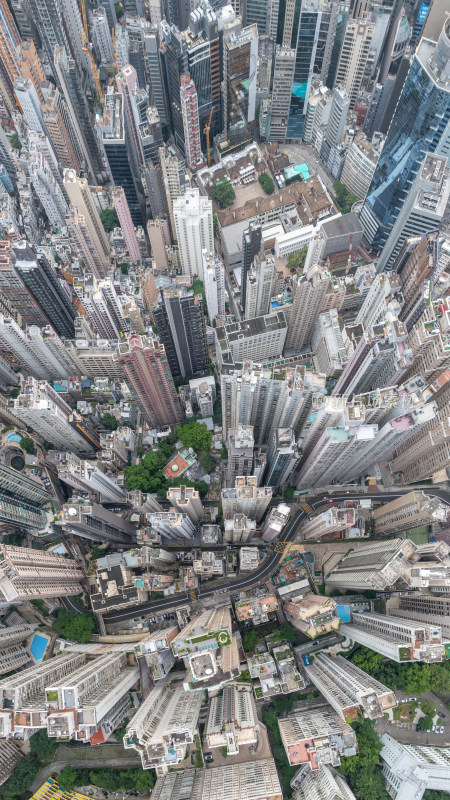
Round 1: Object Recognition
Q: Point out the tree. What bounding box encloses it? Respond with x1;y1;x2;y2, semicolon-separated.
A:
58;766;78;791
272;624;297;644
221;443;228;460
100;208;119;232
134;771;155;793
338;718;390;800
177;419;212;451
418;715;434;731
114;2;124;18
242;629;260;652
123;464;152;491
90;547;106;560
333;180;357;214
211;178;236;209
259;173;275;194
199;450;215;472
1;754;39;796
213;212;218;235
101;413;118;430
9;132;21;153
29;730;58;760
19;436;35;454
158;440;173;459
53;608;96;643
287;246;308;275
189;278;207;307
420;699;437;717
284;487;295;499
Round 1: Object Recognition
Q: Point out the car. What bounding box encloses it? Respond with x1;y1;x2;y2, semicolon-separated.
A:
408;697;417;702
204;752;212;757
439;713;446;718
416;725;421;732
432;725;436;732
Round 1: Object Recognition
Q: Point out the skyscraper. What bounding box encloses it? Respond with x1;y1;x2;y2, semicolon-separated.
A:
269;46;295;142
241;221;262;314
203;252;226;323
173;189;214;280
228;425;254;485
112;187;141;263
0;545;84;601
222;23;258;150
360;19;450;255
0;0;21;113
116;334;183;427
153;286;209;377
286;0;323;139
335;18;374;108
245;253;276;319
180;74;204;171
63;169;111;275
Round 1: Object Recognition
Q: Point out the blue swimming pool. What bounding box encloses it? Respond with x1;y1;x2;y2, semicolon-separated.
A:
5;432;21;442
29;633;49;662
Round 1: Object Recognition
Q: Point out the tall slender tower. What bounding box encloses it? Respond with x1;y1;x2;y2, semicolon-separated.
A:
0;0;21;113
116;334;183;427
112;187;141;263
180;73;204;171
63;169;111;273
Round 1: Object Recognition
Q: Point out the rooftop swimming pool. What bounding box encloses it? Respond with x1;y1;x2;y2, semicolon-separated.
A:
29;633;50;662
5;432;21;442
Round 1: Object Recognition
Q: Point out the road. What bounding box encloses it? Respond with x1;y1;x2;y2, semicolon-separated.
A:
30;756;141;793
102;488;450;625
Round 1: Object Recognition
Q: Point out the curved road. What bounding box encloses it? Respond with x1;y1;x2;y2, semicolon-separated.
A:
103;488;450;625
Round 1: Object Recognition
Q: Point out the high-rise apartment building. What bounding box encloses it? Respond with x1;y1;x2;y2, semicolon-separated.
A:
335;18;374;108
92;8;114;65
63;170;110;274
305;653;397;720
0;545;84;602
244;254;276;319
61;500;136;545
173;189;214;281
51;451;126;502
228;425;254;486
134;626;178;682
151;759;282;800
340;611;445;663
291;765;356;800
153;286;208;378
0;316;66;379
360;19;450;254
147;511;195;541
117;335;183;428
265;427;300;488
0;241;46;327
386;594;450;641
216;312;288;369
0;624;35;676
166;485;203;524
180;74;204;171
222;476;272;521
112;187;141;264
0;0;21;113
124;682;202;773
203;252;225;323
205;684;258;756
279;705;357;769
372;491;448;536
381;734;450;800
171;607;239;690
40;83;81;172
285;266;337;353
326;538;417;591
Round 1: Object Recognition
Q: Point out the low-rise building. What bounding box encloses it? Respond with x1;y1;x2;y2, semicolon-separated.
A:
283;594;340;639
235;590;278;625
239;547;260;572
205;684;259;755
279;706;357;769
248;644;304;700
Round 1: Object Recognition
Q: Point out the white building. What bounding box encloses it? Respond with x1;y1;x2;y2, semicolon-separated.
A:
291;765;357;800
203;251;225;322
340;611;445;663
92;8;114;64
205;684;258;755
381;734;450;800
173;189;214;281
245;254;276;319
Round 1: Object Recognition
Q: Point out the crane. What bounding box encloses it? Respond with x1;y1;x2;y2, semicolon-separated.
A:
204;106;213;168
80;0;103;108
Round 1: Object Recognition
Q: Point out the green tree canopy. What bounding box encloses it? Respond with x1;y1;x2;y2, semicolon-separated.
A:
199;450;215;472
338;718;390;800
259;173;275;194
1;754;39;796
53;608;96;643
58;766;78;791
29;730;58;760
418;715;434;731
100;208;119;232
177;419;212;451
211;178;236;208
271;624;297;644
420;699;437;716
284;487;295;499
19;436;35;454
9;132;21;153
333;180;358;214
287;245;308;275
242;629;261;652
101;413;118;430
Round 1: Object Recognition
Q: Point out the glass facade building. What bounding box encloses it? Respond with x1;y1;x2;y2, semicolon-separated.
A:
360;20;450;254
286;0;322;139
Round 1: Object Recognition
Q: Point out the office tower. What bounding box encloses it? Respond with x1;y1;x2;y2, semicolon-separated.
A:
13;377;98;453
291;765;357;800
203;252;225;323
279;706;357;769
326;538;417;591
98;0;116;29
171;607;240;690
151;759;282;800
160;24;188;151
285;266;336;352
228;425;254;485
112;187;141;263
183;5;221;147
241;221;262;314
148;511;195;540
373;491;447;536
124;682;201;772
28;146;69;228
335;18;374;108
61;500;136;544
386;594;450;640
164;0;190;33
381;735;450;800
205;684;258;756
14;77;45;132
52;451;126;502
0;545;84;602
153;286;208;378
54;48;105;184
286;0;323;139
180;74;204;171
0;460;52;530
340;132;384;201
264;428;299;488
363;78;395;138
324;86;349;148
377;153;450;271
268;46;295;142
138;106;164;165
98;92;143;226
396;232;439;330
166;485;203;523
160;145;186;238
11;241;76;339
244;254;276;319
0;0;21;113
222;476;272;521
304;653;397;721
116;64;143;168
116;334;183;427
222;24;258;149
173;189;214;281
64;170;110;269
341;611;445;663
216;312;288;369
40;84;81;172
92;8;114;65
300;506;358;540
146;218;170;269
361;20;450;255
0;623;35;677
